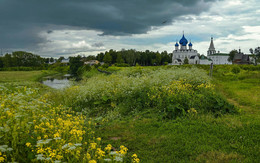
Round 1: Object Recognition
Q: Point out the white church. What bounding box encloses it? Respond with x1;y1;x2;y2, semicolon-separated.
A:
172;34;232;65
172;34;200;65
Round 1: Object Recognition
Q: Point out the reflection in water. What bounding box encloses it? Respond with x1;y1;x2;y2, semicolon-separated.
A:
41;74;71;89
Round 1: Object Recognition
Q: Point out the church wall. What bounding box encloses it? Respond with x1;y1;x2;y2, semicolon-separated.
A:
200;59;212;65
207;55;232;65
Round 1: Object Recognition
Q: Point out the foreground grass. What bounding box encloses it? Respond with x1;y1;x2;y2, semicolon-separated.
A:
93;65;260;162
0;70;58;82
95;114;259;162
0;66;259;162
214;70;260;111
0;83;135;162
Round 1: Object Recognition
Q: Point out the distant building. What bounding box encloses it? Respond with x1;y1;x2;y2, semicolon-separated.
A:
233;49;250;64
61;58;70;65
84;60;100;66
172;33;200;65
207;37;232;65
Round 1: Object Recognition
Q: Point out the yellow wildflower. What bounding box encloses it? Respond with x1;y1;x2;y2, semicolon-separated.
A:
0;157;4;163
97;137;101;141
54;133;60;138
132;154;138;158
133;158;140;163
86;153;91;160
90;143;97;150
26;142;31;147
49;152;56;158
118;145;128;155
89;160;97;163
96;148;105;158
104;144;112;151
37;148;44;154
56;155;63;160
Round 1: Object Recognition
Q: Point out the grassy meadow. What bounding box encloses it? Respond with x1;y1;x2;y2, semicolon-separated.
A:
0;71;58;82
0;65;259;162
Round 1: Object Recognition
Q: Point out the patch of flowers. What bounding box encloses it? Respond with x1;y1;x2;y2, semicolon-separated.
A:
0;84;139;162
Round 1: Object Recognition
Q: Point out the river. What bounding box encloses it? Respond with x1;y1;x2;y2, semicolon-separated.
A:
41;74;72;89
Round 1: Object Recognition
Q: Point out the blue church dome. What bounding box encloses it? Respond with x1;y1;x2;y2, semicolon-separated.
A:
189;42;192;46
175;42;179;46
179;34;188;46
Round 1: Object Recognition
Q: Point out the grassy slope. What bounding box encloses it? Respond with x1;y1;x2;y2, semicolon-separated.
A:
0;70;58;82
95;67;260;163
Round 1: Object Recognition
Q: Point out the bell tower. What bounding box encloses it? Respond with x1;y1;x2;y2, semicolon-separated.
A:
207;37;216;55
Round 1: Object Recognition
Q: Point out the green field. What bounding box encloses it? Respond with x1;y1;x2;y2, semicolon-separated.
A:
0;65;259;162
0;70;58;82
93;66;260;162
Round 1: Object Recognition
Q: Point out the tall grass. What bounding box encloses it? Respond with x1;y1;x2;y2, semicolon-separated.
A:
0;83;138;162
0;70;58;82
49;67;236;118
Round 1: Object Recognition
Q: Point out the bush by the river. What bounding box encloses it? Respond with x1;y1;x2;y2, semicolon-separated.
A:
50;67;236;118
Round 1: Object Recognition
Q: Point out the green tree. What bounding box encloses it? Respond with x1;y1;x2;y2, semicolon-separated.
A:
0;57;3;68
184;57;189;64
69;56;83;75
249;47;260;65
109;49;117;64
57;56;65;63
155;52;162;65
103;52;112;65
50;57;54;63
116;52;124;63
85;55;96;61
2;53;13;67
228;50;238;62
96;52;104;62
161;51;171;64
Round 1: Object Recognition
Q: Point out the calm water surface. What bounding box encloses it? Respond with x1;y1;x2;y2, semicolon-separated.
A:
41;74;72;89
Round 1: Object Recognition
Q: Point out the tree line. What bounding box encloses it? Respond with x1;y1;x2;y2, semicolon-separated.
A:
93;49;172;66
0;51;46;68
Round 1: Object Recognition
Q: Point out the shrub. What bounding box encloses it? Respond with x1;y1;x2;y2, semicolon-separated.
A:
114;63;130;67
53;67;235;119
232;66;241;74
102;63;109;68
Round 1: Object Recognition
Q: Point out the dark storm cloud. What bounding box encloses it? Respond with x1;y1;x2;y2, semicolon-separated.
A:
0;0;218;50
47;30;53;34
92;42;105;48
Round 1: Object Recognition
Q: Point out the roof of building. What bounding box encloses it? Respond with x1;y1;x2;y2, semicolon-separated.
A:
233;52;250;62
61;59;69;63
208;53;229;56
208;37;215;51
175;42;179;46
190;55;196;59
179;34;188;46
233;53;243;60
188;42;192;46
200;55;207;59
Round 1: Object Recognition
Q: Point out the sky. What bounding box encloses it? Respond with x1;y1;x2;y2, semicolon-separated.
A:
0;0;259;58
